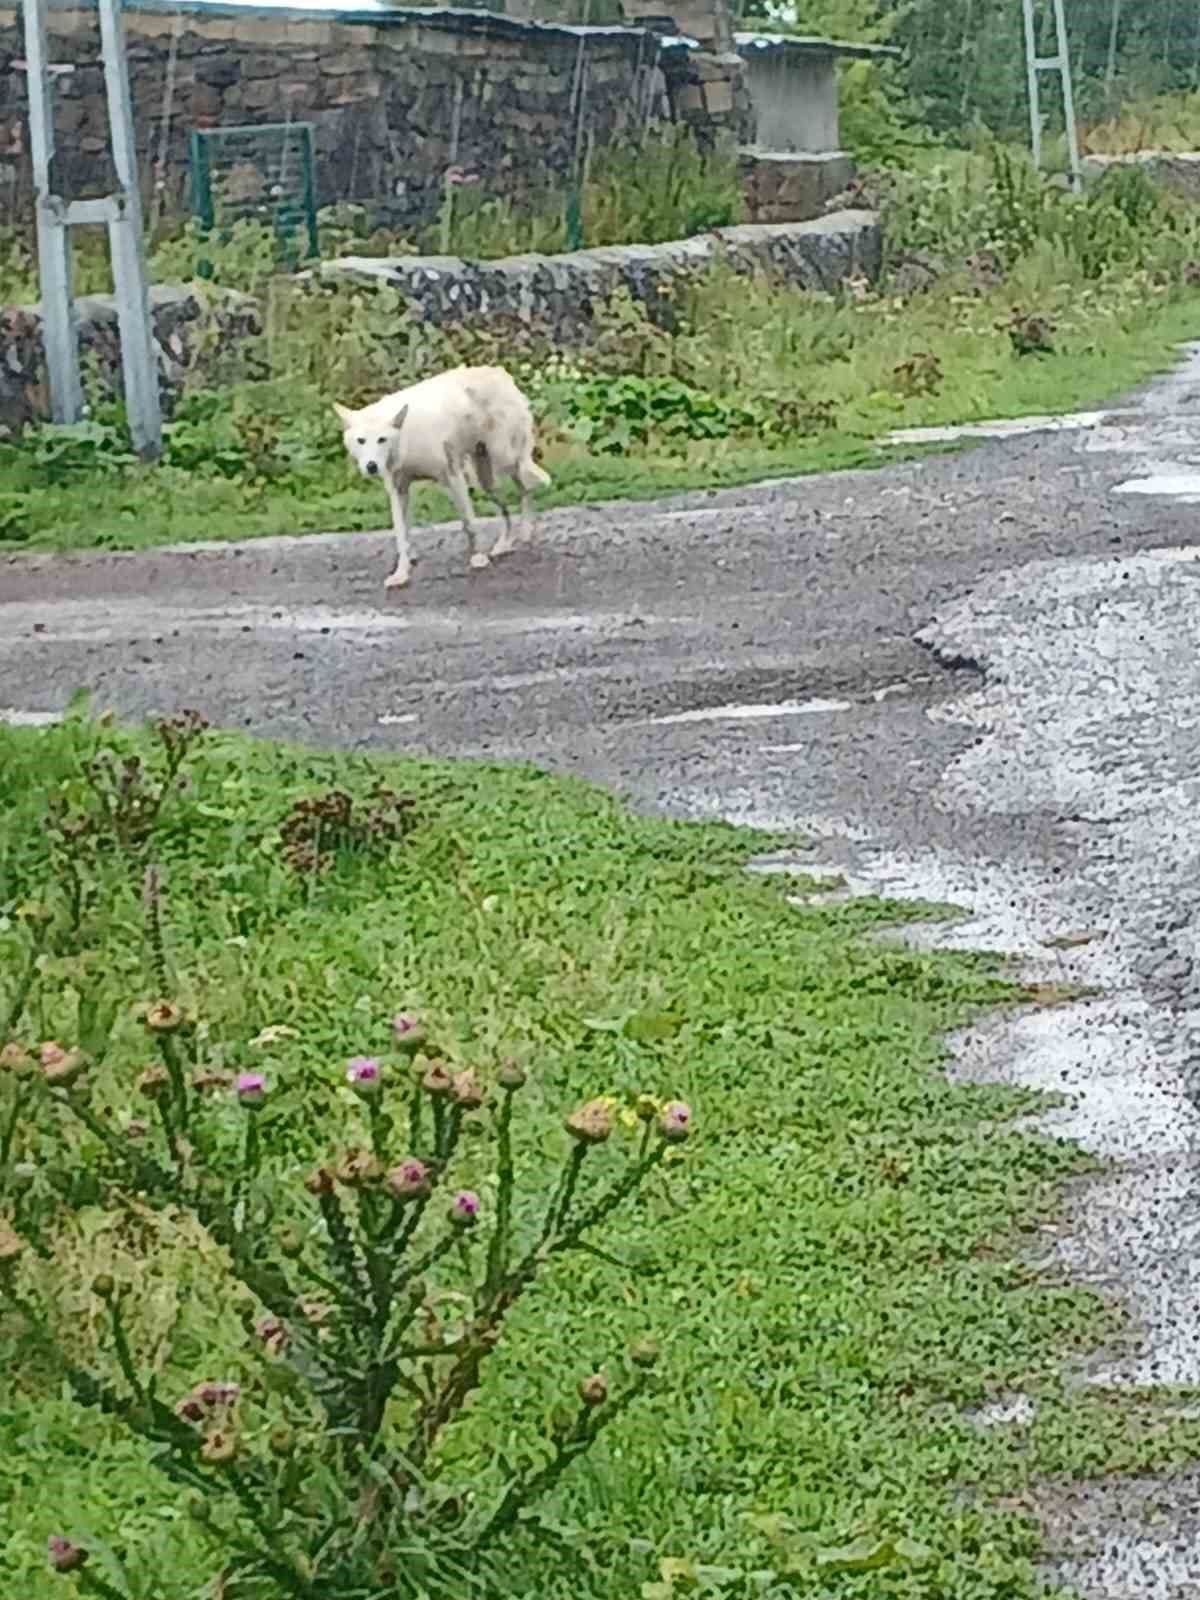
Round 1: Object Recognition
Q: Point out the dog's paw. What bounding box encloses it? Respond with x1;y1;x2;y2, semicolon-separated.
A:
469;553;491;571
383;569;411;590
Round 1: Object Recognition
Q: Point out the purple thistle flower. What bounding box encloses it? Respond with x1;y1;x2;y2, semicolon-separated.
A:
391;1013;426;1054
450;1190;481;1227
235;1071;266;1107
387;1158;431;1201
659;1101;693;1143
346;1056;383;1099
47;1536;88;1574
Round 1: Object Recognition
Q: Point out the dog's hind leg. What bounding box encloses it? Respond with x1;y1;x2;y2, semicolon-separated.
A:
443;454;490;570
514;451;550;545
474;443;517;559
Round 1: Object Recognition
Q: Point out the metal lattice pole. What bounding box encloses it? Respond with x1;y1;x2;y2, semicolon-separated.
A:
23;0;161;456
23;0;83;422
1022;0;1082;192
97;0;161;458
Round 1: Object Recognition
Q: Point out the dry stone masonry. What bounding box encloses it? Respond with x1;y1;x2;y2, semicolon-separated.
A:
0;0;891;229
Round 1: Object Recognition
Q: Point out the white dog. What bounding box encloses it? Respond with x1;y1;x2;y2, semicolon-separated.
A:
334;365;551;589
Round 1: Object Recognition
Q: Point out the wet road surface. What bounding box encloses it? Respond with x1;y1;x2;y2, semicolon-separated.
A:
9;349;1200;1594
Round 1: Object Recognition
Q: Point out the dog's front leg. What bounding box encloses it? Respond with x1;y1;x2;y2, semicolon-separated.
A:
384;476;412;589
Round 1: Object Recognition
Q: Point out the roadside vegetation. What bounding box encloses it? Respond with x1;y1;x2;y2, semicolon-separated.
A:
3;142;1200;554
6;709;1200;1600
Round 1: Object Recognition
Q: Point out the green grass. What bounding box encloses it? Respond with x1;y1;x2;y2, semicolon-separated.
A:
7;278;1200;558
4;715;1200;1599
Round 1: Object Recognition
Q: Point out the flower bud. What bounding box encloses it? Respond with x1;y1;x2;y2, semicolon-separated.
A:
628;1339;660;1369
564;1098;613;1145
0;1222;26;1263
235;1071;267;1108
185;1494;212;1523
256;1316;288;1353
305;1166;335;1197
422;1060;454;1097
144;1000;186;1034
346;1056;383;1099
452;1068;484;1109
192;1069;233;1093
497;1058;527;1091
200;1429;239;1467
336;1148;382;1188
450;1190;480;1227
278;1225;304;1257
634;1094;659;1123
658;1101;692;1144
92;1273;116;1300
386;1158;431;1201
0;1042;33;1074
47;1536;88;1574
391;1013;426;1055
42;1048;88;1089
578;1373;608;1407
269;1426;294;1458
138;1064;170;1099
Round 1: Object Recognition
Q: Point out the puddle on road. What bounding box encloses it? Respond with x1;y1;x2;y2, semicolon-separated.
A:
1113;473;1200;502
0;598;670;647
649;698;853;726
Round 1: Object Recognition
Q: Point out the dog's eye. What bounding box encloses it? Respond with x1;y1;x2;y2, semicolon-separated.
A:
377;437;387;444
356;437;366;445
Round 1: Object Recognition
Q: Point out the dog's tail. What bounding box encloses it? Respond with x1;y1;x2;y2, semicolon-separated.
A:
518;455;552;491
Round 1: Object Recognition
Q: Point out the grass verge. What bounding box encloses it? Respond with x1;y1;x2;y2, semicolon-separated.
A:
6;284;1199;558
4;714;1200;1598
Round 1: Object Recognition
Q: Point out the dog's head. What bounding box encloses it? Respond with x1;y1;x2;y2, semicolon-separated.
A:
333;401;409;480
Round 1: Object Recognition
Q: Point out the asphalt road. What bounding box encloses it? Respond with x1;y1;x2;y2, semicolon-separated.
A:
8;350;1200;1594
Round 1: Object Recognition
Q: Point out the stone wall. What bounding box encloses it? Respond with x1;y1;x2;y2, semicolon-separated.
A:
0;283;258;435
326;208;881;336
1081;151;1200;201
0;210;881;429
0;1;680;229
740;151;853;226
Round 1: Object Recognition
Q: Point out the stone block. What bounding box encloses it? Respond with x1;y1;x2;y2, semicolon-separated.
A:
241;78;280;111
321;52;366;77
127;12;182;39
286;21;336;47
703;79;734;115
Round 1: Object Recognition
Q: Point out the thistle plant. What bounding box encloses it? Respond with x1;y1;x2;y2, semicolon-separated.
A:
0;720;693;1596
2;1017;689;1594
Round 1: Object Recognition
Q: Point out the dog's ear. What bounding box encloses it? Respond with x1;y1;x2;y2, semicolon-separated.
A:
389;403;409;432
332;402;355;426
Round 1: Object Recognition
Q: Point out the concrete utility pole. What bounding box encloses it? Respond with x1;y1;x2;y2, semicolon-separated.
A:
1022;0;1082;192
23;0;162;457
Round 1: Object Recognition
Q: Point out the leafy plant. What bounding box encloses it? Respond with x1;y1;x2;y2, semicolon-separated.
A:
555;374;758;454
0;713;693;1599
23;421;138;484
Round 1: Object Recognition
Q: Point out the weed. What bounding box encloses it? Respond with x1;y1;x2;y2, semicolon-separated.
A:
3;713;1199;1599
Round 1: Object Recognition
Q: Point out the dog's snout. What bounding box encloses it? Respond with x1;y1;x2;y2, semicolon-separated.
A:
365;460;381;477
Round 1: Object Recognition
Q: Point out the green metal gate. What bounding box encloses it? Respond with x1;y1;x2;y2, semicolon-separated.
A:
189;122;319;271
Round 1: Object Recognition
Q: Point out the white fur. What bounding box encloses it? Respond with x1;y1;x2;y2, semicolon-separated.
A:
334;365;552;589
